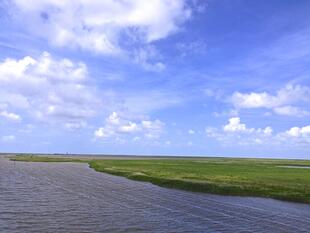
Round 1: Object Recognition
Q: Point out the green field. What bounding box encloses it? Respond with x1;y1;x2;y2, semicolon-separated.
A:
10;155;310;203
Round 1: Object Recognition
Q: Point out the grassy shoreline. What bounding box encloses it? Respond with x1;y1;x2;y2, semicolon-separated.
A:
10;155;310;204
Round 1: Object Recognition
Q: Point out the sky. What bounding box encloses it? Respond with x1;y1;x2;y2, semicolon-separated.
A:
0;0;309;158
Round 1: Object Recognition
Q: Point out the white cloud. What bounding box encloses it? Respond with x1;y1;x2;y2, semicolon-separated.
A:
107;112;120;125
132;45;166;71
286;126;310;138
12;0;191;54
0;52;100;129
141;120;162;130
275;125;310;145
94;112;164;140
94;127;113;138
262;126;273;136
222;118;273;137
206;117;273;146
230;84;310;116
119;122;139;133
206;117;309;147
213;109;239;117
231;92;273;108
0;52;87;83
0;110;21;121
142;120;164;138
188;129;195;134
1;135;16;142
273;105;310;117
223;117;249;132
64;121;87;131
0;52;181;133
224;117;272;135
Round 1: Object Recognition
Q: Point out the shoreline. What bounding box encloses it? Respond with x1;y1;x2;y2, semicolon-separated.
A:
10;155;310;204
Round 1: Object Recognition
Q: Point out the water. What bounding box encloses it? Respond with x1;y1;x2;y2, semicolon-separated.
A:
278;165;310;169
1;156;310;233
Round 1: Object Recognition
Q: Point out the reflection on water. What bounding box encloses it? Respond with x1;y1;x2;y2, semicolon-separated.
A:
278;165;310;169
1;156;310;233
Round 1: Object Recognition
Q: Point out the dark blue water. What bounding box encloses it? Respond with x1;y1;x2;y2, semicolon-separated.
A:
1;156;310;233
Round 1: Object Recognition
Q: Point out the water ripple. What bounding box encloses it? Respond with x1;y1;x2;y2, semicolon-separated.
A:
1;157;310;233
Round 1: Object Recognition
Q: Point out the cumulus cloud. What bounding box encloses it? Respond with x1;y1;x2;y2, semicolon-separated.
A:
11;0;191;55
286;126;310;138
223;117;249;132
262;126;273;136
223;117;272;136
206;117;274;146
94;112;164;140
107;112;120;125
206;117;310;147
275;125;310;145
230;84;310;116
0;52;100;129
119;122;140;133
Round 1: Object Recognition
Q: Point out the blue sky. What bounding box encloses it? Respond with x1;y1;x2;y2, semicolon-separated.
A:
0;0;309;158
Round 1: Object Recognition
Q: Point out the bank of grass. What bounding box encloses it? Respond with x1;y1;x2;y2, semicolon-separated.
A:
11;155;310;203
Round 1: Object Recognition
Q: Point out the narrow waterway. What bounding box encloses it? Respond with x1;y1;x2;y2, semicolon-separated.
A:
1;156;309;233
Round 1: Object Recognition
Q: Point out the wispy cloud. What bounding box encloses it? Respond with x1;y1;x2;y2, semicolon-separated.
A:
176;39;207;57
1;135;16;142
